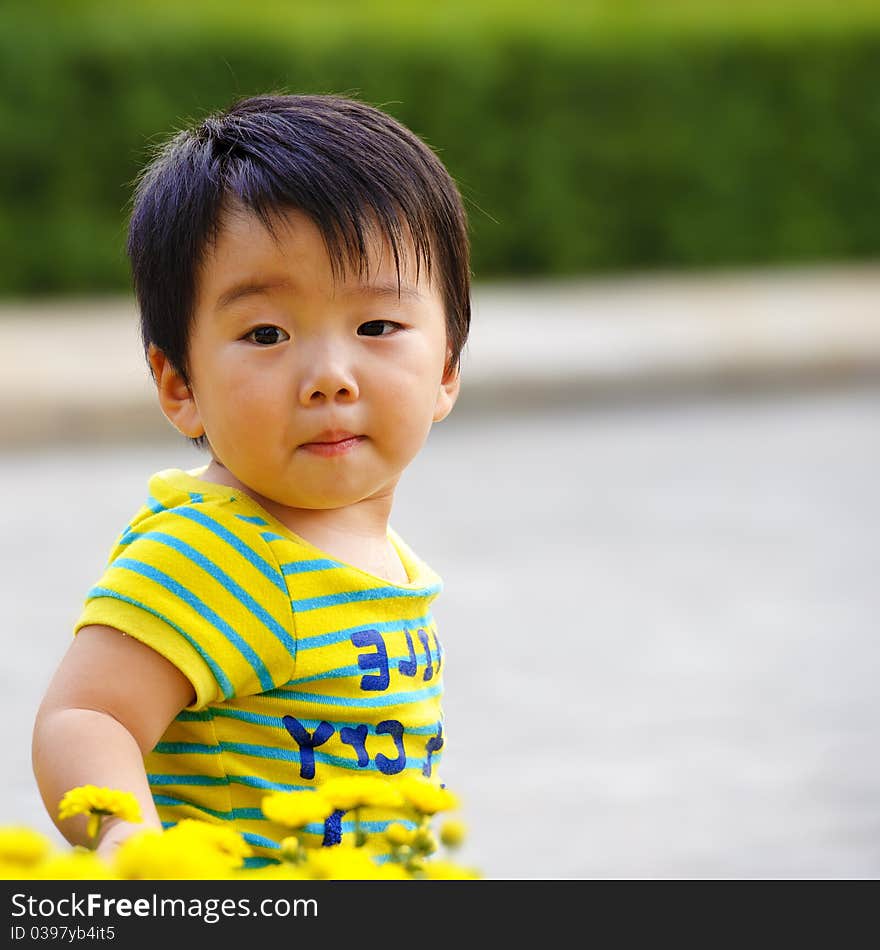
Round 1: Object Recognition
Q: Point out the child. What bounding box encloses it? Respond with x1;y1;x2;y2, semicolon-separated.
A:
32;93;469;867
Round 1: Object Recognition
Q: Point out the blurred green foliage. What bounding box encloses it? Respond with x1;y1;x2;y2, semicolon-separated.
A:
2;0;880;294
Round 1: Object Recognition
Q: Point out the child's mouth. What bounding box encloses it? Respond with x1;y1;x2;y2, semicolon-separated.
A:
300;435;365;457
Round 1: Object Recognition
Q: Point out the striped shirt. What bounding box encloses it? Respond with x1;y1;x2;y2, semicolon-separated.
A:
75;468;446;866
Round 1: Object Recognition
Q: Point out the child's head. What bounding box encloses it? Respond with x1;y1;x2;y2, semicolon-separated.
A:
126;93;470;511
127;93;470;388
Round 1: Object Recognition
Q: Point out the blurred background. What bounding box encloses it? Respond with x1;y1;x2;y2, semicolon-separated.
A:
2;0;880;879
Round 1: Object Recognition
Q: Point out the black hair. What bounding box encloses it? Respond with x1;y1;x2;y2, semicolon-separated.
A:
127;92;470;391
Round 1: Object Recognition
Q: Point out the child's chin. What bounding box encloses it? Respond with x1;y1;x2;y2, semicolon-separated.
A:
274;487;371;510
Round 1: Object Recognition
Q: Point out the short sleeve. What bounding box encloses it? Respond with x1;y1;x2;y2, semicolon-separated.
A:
74;503;297;710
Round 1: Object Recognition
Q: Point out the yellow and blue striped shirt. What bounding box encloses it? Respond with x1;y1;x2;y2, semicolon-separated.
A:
75;468;446;865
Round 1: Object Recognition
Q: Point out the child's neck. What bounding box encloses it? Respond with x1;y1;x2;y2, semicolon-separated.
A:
273;506;409;585
199;460;409;584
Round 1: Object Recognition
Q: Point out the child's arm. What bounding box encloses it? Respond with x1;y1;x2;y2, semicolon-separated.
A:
32;624;196;857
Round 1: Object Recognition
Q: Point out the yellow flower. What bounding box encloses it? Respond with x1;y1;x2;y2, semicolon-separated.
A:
163;819;252;865
375;861;412;881
278;835;306;864
319;776;404;811
0;827;53;866
57;786;141;839
0;861;31;881
115;831;198;880
397;777;459;816
114;832;225;880
303;845;390;880
384;822;415;847
420;860;482;881
439;818;467;848
113;823;249;880
233;861;309;880
32;849;116;880
261;791;335;829
412;828;438;856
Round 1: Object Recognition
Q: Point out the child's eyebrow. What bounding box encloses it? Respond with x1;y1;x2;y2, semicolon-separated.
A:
339;281;424;301
215;277;293;310
215;278;424;310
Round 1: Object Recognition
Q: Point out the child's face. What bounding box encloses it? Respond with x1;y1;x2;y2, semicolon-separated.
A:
161;206;459;511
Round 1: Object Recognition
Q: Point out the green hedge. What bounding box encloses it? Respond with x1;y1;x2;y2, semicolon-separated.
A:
2;1;880;294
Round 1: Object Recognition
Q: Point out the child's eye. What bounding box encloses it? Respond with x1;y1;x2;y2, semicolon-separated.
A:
246;325;289;346
358;320;402;337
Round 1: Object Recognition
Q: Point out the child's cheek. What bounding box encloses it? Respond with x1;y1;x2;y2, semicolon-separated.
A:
235;374;280;415
380;386;436;453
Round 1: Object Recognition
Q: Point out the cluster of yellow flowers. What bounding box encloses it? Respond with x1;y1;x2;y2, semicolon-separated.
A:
1;778;480;881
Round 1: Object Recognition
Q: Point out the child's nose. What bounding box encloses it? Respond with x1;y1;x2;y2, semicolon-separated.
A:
297;349;360;405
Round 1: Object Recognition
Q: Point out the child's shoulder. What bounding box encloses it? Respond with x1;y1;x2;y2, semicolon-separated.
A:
125;467;242;525
113;467;279;559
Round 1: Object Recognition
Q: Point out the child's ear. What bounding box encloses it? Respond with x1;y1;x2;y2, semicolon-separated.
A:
432;354;461;423
147;345;205;439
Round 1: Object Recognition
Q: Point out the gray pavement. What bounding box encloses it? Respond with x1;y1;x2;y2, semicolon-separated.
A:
2;263;880;446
